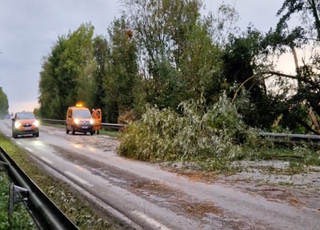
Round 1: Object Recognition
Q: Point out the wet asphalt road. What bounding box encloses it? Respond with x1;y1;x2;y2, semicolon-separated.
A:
0;120;319;230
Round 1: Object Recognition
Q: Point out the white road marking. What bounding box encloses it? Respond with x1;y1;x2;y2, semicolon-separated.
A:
131;210;172;230
25;147;33;153
16;141;22;145
41;157;53;165
64;171;93;187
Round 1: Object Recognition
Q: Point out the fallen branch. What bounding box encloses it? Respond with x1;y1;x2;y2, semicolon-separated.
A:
266;155;304;159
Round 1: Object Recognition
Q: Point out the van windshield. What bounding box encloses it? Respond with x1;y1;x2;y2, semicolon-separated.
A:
73;109;91;118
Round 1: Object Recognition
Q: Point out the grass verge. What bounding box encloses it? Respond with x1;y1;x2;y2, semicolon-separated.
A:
0;133;126;230
40;122;120;138
0;172;37;230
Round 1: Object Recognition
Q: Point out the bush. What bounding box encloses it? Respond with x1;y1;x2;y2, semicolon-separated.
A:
118;92;261;170
117;109;137;124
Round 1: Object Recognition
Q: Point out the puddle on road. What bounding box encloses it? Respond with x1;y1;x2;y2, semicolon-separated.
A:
41;125;119;151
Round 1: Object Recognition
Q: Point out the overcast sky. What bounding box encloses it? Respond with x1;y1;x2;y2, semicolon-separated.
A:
0;0;300;113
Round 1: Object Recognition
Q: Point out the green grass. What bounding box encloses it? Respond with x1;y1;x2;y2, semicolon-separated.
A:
0;172;37;230
40;122;121;138
0;133;121;230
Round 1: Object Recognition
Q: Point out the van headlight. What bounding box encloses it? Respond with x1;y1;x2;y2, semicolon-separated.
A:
14;122;21;128
74;118;79;124
90;119;94;124
33;120;39;127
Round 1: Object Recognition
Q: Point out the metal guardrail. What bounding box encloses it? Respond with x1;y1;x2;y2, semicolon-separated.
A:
39;118;126;130
0;146;79;230
259;132;320;145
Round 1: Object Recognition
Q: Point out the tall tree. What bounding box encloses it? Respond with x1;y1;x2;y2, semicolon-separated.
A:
38;23;95;118
120;0;233;110
277;0;320;41
92;35;109;120
221;27;284;128
0;87;9;117
269;0;320;133
121;0;204;109
103;16;139;122
38;37;66;118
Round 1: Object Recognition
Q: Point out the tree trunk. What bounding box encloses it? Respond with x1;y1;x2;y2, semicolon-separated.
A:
310;0;320;41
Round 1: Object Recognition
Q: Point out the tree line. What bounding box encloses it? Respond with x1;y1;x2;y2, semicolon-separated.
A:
0;50;9;118
36;0;320;134
0;87;9;118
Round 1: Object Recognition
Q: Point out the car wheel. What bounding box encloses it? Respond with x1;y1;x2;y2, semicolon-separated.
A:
84;132;87;135
35;132;39;137
66;128;69;134
90;131;94;135
12;132;17;138
72;128;75;135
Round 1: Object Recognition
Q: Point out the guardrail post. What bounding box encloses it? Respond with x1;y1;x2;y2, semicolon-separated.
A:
9;183;29;226
0;160;8;171
0;146;80;230
0;161;8;182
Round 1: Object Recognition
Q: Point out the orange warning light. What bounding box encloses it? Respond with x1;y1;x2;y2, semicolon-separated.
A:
75;102;83;107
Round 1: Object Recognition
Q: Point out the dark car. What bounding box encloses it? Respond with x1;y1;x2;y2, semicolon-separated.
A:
12;111;39;138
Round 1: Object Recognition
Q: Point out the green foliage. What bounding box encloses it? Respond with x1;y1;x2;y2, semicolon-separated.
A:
38;23;95;119
121;0;224;110
0;87;9;118
103;16;139;122
118;92;259;170
33;107;41;117
92;35;109;119
38;18;139;122
276;0;320;41
37;0;320;138
119;91;320;171
221;27;283;129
